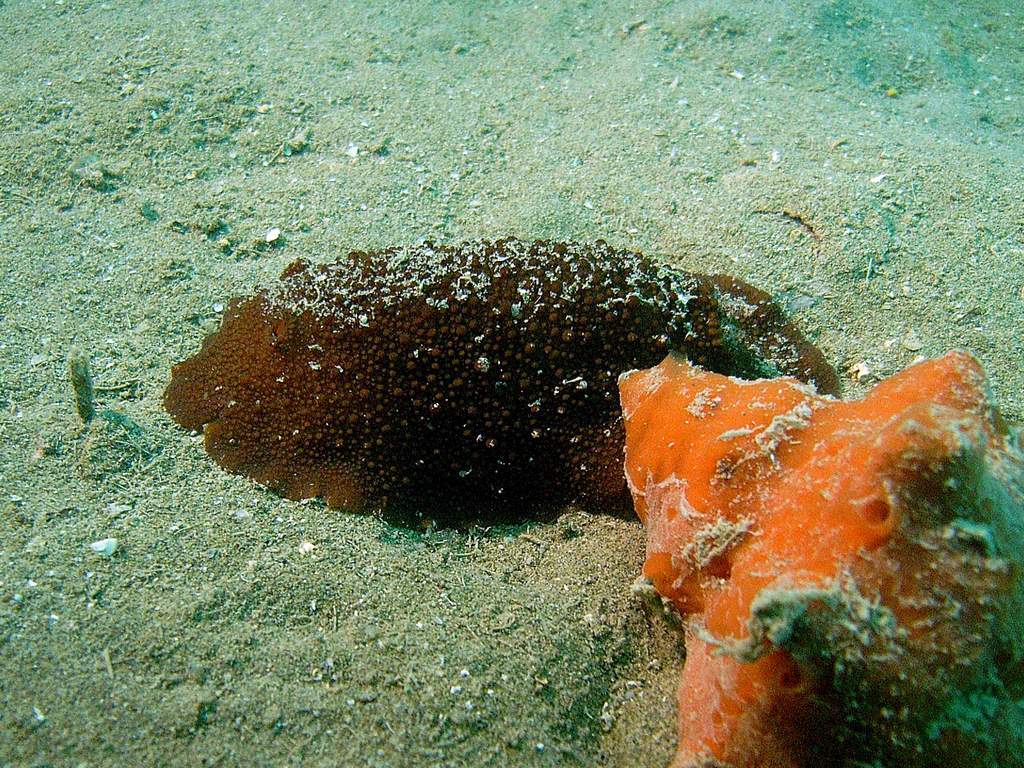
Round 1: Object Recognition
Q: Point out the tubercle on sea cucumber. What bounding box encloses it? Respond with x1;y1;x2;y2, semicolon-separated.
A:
164;237;836;523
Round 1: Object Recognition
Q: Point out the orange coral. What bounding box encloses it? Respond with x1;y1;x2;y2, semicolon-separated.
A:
620;351;1024;768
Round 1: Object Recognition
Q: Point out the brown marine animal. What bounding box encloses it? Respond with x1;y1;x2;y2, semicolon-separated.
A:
164;238;836;522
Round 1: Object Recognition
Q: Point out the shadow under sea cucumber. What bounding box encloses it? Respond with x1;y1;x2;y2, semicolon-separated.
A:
164;237;837;524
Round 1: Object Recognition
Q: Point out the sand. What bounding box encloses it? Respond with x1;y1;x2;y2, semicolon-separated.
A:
1;1;1021;766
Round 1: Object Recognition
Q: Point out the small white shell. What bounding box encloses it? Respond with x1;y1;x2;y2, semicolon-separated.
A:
88;538;118;557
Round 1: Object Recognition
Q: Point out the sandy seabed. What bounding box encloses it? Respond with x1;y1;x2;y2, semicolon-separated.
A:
1;1;1022;766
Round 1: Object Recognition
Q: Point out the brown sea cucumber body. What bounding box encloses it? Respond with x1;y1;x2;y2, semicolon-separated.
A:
164;238;836;522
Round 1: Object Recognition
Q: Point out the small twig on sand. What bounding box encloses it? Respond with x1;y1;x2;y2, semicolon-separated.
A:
68;347;95;423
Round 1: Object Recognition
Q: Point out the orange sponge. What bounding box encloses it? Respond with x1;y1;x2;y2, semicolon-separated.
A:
620;352;1024;768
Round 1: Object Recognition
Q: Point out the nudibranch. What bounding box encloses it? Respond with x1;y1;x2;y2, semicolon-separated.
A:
620;351;1024;767
165;238;836;522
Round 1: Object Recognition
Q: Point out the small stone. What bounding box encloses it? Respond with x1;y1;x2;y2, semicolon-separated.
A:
902;330;923;352
849;361;873;382
345;142;359;158
88;538;118;557
70;154;113;189
298;541;315;555
283;128;310;157
264;227;281;244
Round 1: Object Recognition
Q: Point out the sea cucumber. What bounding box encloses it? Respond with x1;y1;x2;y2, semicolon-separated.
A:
620;351;1024;767
164;238;836;522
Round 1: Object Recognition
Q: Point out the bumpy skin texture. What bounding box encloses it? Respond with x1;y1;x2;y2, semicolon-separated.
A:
164;238;835;522
620;351;1024;768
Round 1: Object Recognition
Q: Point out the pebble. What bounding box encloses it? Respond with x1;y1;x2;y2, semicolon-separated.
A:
264;227;281;244
902;330;924;352
283;128;310;156
88;538;118;557
849;361;873;382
